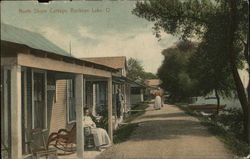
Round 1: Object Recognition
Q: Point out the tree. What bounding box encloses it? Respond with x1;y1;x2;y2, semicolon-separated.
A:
133;0;249;143
157;41;199;101
127;58;157;82
127;58;145;81
143;72;158;80
188;41;236;114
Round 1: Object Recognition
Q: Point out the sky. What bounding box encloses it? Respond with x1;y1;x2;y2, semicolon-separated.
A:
1;1;178;73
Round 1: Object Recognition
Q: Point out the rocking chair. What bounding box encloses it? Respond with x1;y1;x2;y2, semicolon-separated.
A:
47;123;76;155
25;128;58;159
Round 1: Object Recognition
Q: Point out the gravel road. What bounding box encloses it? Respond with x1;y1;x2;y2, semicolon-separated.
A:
96;103;235;159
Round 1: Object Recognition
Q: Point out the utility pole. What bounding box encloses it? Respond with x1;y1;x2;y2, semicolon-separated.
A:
69;40;72;56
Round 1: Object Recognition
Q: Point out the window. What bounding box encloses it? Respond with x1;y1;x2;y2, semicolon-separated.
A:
32;70;47;129
67;79;76;123
131;87;141;94
95;82;107;115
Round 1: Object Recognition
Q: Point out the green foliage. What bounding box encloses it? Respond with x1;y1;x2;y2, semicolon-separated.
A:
213;108;245;141
113;123;139;144
91;106;108;131
133;0;249;143
187;38;236;98
143;72;158;79
157;40;199;101
176;104;249;156
127;58;157;82
113;102;149;144
132;0;215;39
132;0;248;111
125;102;149;123
203;121;249;157
127;58;146;81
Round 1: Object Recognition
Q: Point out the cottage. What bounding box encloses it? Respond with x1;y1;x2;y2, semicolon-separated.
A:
82;57;130;126
82;57;147;128
1;23;116;159
129;80;146;106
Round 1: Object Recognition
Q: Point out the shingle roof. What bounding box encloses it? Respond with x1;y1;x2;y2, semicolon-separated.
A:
1;23;70;57
82;56;127;69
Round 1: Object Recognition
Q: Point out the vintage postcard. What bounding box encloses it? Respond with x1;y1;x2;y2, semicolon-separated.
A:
1;0;249;159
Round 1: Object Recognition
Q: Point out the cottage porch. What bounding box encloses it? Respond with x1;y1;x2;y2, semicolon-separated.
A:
1;38;115;159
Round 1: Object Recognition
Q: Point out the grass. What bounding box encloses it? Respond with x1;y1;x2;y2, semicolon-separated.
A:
113;102;149;144
176;103;249;157
124;102;149;123
113;123;139;144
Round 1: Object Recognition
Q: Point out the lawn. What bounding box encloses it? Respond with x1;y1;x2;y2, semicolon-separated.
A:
124;102;149;123
113;102;149;144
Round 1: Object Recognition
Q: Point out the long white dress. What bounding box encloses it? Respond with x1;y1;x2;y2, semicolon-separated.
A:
154;95;162;110
83;116;111;147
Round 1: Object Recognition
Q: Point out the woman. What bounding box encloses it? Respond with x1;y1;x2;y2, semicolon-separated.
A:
83;108;111;150
154;89;162;110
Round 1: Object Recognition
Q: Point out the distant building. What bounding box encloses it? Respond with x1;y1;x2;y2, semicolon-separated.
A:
145;79;161;87
145;79;162;94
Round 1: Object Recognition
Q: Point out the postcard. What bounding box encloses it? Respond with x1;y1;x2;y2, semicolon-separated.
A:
1;0;249;159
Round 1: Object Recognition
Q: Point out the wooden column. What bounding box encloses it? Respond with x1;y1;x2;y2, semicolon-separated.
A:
10;65;22;159
107;77;113;143
75;74;84;159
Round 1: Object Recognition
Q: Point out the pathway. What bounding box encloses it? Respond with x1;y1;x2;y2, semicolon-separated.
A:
96;103;235;159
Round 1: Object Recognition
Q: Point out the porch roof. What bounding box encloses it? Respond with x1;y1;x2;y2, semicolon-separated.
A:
1;23;70;57
82;56;127;70
112;75;148;88
1;23;117;75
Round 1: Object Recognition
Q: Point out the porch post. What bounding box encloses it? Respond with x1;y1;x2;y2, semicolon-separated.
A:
75;74;84;159
10;65;22;159
107;77;113;143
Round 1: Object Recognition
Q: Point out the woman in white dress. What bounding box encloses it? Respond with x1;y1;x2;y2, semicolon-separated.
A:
83;108;111;150
154;95;162;110
154;88;162;110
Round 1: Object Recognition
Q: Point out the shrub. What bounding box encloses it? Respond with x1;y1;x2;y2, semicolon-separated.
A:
214;108;245;141
91;105;108;131
113;123;138;144
176;104;249;156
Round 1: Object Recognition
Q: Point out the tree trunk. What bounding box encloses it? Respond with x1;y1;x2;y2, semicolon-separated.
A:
215;89;220;115
246;29;250;148
248;107;250;146
228;0;250;144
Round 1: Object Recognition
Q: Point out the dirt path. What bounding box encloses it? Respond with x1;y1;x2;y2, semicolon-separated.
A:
96;104;235;159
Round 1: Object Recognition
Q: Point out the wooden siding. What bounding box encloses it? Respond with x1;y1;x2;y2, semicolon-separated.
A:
49;80;67;133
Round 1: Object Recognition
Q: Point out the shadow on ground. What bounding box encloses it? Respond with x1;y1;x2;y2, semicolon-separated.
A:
140;112;188;119
130;118;211;141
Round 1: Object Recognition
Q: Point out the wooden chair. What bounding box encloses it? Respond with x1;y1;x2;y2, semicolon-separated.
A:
47;123;76;155
26;128;58;159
